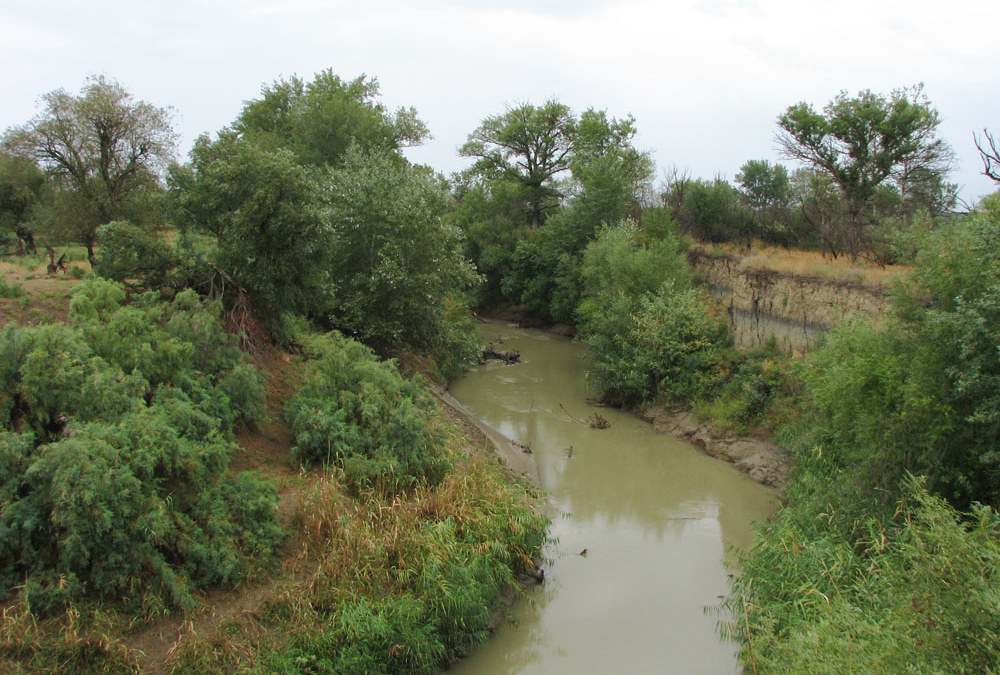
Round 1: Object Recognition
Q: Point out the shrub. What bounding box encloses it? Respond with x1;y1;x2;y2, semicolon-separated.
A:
285;332;451;492
725;478;1000;675
0;279;281;612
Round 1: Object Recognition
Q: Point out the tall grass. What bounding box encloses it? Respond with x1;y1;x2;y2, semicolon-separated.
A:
168;444;547;674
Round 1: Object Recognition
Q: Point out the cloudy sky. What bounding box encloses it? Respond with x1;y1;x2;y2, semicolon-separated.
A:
3;0;998;203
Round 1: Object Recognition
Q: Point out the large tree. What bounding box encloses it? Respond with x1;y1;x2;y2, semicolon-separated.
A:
777;85;953;257
3;76;177;264
459;100;577;229
235;70;428;168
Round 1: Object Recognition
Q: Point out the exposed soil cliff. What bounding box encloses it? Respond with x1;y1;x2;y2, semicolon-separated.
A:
689;250;890;352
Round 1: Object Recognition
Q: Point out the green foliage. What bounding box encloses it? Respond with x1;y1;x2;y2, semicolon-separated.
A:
2;75;177;261
673;178;754;244
94;220;212;292
170;133;331;327
0;279;280;612
695;348;797;434
726;479;1000;674
576;218;724;405
456;101;653;322
285;331;451;492
320;147;479;354
235;70;428;168
0;150;47;253
0;276;27;298
215;452;548;675
728;208;1000;673
778;85;954;258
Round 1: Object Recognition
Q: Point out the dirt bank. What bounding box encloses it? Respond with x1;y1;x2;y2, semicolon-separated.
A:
638;404;791;488
430;382;540;487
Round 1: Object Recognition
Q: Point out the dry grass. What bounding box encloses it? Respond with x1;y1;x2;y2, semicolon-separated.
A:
693;241;910;288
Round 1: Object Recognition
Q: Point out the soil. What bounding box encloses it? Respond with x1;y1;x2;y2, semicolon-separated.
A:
638;404;792;488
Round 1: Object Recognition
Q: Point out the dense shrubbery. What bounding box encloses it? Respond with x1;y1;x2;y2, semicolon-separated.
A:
0;279;282;614
721;208;1000;671
725;478;1000;675
575;218;726;406
94;220;214;293
285;331;451;493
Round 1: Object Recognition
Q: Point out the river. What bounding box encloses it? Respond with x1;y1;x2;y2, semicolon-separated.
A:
446;324;779;674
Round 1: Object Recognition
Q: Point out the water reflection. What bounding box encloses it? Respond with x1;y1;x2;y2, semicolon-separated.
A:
448;325;777;674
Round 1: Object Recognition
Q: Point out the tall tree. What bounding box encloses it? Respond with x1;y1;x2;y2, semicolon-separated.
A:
736;159;789;213
460;100;576;229
235;70;428;168
777;85;953;257
3;76;177;264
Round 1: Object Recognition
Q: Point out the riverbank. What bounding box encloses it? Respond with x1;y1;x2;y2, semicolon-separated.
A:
638;405;791;487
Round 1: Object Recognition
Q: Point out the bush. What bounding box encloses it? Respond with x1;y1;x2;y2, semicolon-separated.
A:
94;221;213;292
725;478;1000;675
576;219;723;406
0;279;281;612
285;331;451;492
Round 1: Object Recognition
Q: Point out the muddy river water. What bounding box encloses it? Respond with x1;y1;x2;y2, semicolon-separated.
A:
447;325;779;675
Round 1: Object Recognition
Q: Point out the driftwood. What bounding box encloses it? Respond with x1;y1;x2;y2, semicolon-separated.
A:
559;403;612;429
481;342;520;364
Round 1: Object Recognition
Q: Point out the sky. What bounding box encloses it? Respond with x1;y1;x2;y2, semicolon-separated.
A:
2;0;998;204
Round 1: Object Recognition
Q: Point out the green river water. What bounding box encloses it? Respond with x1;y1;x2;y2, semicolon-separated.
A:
446;324;779;675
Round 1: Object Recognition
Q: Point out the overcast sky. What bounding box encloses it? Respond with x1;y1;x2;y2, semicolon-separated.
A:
3;0;998;203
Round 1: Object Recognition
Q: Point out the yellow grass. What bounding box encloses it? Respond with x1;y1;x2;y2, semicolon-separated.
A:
693;240;910;288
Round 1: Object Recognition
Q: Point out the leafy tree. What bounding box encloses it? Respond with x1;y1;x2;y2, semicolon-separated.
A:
3;76;177;264
460;100;577;229
675;178;753;244
735;159;792;243
235;70;428;168
789;168;848;256
777;85;954;258
457;102;652;320
0;151;47;253
736;159;789;212
169;133;331;327
319;147;479;354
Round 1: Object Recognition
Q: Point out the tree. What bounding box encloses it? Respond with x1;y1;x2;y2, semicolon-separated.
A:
319;146;478;353
789;168;847;257
975;128;1000;183
736;159;789;213
0;151;47;253
169;133;330;326
3;76;177;264
777;85;954;258
460;100;577;229
235;70;428;168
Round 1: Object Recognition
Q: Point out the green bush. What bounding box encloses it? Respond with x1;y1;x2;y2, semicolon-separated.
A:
576;219;722;406
285;331;451;492
726;478;1000;675
0;276;26;298
0;279;281;613
583;281;726;406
